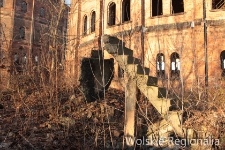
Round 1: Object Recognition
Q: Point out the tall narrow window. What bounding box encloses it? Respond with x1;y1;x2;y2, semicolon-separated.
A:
122;0;130;22
108;2;116;26
19;27;25;39
171;52;180;78
220;51;225;76
156;53;165;77
152;0;163;16
83;15;87;35
171;0;184;14
40;7;45;17
21;1;27;13
91;11;96;32
0;0;4;7
212;0;225;9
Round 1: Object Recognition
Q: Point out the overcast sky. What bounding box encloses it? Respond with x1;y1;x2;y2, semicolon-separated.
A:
65;0;71;5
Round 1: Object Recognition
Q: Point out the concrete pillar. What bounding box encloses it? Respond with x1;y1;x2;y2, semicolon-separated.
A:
124;74;137;148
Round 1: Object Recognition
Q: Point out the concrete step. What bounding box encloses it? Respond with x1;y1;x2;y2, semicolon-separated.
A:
115;55;140;66
136;74;158;86
126;64;149;77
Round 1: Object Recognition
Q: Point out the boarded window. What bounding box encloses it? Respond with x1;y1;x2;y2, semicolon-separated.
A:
108;2;116;26
212;0;225;9
91;11;96;32
171;0;184;14
83;15;87;35
0;0;4;7
21;1;27;13
152;0;163;16
156;53;165;77
40;7;45;17
122;0;130;22
19;27;25;39
171;52;180;78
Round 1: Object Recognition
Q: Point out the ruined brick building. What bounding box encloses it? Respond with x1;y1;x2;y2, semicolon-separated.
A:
67;0;225;98
0;0;69;87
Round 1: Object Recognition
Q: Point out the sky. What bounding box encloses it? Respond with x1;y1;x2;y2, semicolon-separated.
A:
65;0;71;5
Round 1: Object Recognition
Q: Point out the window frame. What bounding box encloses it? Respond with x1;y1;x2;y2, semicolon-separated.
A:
170;52;180;78
108;2;116;26
19;27;25;39
156;53;165;77
40;7;45;17
83;15;88;35
91;11;96;33
122;0;130;23
21;1;27;13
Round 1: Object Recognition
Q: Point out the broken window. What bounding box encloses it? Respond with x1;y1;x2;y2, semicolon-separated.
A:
152;0;163;16
171;52;180;78
19;27;25;39
212;0;225;9
108;2;116;26
83;15;87;35
220;51;225;77
40;7;45;17
156;53;165;77
91;11;96;32
122;0;130;22
0;0;4;7
171;0;184;14
21;1;27;13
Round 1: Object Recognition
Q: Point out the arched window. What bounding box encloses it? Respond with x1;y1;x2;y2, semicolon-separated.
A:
171;0;184;14
40;7;45;17
21;1;27;13
122;0;130;22
91;11;96;32
19;27;25;39
0;0;4;7
83;15;87;35
152;0;163;16
171;52;180;78
156;53;165;77
108;2;116;26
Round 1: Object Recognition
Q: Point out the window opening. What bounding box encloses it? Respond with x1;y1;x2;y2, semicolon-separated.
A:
171;52;180;78
152;0;163;16
83;15;87;35
0;0;4;7
212;0;225;9
108;2;116;26
171;0;184;14
40;7;45;17
21;1;27;13
156;53;165;77
19;27;25;39
91;11;96;32
122;0;130;22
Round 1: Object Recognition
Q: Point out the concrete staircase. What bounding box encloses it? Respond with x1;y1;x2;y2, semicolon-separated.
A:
102;35;184;137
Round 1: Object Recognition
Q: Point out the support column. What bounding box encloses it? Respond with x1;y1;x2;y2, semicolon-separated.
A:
124;74;137;148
